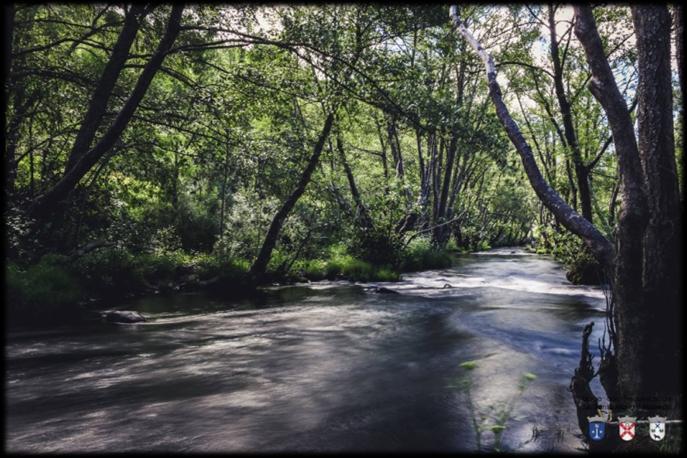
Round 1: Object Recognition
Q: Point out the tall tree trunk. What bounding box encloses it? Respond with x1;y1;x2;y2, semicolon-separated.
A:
564;158;578;211
631;4;682;404
395;128;427;234
433;129;458;247
64;4;146;172
5;83;29;196
3;4;14;116
4;4;35;197
387;116;413;206
336;134;374;231
574;5;649;410
219;136;232;245
30;5;185;218
676;6;685;112
548;4;593;223
249;113;335;280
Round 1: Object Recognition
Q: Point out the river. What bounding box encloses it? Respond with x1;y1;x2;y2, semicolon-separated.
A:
6;247;608;452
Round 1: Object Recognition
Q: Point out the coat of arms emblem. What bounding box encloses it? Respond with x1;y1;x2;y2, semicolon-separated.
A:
649;416;666;441
587;415;606;441
618;416;636;441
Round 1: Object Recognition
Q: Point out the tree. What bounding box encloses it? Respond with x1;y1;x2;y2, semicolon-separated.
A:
574;4;682;411
450;2;682;421
249;112;335;279
448;6;614;268
63;5;147;173
30;5;185;219
547;4;593;223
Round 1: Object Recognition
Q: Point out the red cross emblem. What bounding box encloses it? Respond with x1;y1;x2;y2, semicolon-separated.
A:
618;417;636;441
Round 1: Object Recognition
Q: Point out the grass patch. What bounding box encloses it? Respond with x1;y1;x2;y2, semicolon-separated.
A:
292;254;400;282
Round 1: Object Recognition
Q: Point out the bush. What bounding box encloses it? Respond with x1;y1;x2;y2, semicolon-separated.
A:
400;237;453;272
565;249;604;285
349;227;403;266
71;247;144;296
532;225;604;285
299;259;328;281
215;257;251;282
175;198;218;253
374;266;401;282
202;256;252;296
150;226;183;254
289;243;401;282
135;251;192;283
6;258;82;320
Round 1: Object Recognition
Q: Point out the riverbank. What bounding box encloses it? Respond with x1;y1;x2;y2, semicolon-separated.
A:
6;240;454;327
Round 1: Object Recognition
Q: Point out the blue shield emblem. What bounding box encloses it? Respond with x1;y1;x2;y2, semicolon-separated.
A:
588;416;606;441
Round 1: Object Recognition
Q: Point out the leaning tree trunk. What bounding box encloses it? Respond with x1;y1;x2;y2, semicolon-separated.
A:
448;5;619;440
64;4;146;172
573;5;652;412
30;4;185;219
249;113;335;280
448;6;614;269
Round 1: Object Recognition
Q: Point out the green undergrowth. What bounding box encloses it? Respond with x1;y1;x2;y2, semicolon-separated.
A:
6;238;454;324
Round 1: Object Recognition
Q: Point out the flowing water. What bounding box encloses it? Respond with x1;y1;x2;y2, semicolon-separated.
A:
6;248;609;452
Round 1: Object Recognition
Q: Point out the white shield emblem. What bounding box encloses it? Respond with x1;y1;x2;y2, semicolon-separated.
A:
649;416;666;441
618;416;636;441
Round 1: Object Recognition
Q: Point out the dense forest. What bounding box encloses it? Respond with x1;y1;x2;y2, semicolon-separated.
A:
4;3;684;452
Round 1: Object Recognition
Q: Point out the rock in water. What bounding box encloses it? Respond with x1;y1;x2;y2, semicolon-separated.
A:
102;310;146;324
368;286;399;294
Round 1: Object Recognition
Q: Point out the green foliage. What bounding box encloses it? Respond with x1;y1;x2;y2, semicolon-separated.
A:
193;253;250;281
6;4;644;318
150;226;183;254
532;225;604;285
287;243;401;282
300;259;329;281
6;257;82;317
400;237;453;271
350;227;404;266
71;247;145;295
204;257;251;290
135;251;192;283
174;196;219;252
